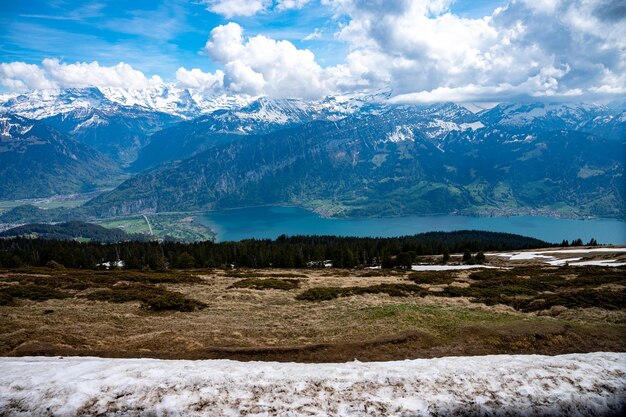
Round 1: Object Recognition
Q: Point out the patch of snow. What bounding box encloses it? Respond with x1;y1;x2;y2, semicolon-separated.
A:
569;260;626;267
411;264;499;271
96;260;125;269
491;248;626;258
0;116;34;137
459;102;499;113
546;257;583;266
489;248;626;267
539;248;626;254
0;353;624;416
385;125;415;143
429;119;460;132
459;121;484;130
72;114;107;132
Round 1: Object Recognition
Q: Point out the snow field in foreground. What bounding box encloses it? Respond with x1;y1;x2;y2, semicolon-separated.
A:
1;353;625;416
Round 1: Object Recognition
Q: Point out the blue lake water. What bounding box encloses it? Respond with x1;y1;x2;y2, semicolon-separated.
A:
198;206;626;244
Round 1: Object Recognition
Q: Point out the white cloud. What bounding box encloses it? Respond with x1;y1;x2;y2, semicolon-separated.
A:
0;62;57;90
205;23;329;98
0;60;223;95
303;28;322;41
41;59;163;89
276;0;312;11
1;0;624;102
223;60;266;94
520;0;561;15
319;0;626;102
203;0;271;18
175;68;224;92
203;0;311;17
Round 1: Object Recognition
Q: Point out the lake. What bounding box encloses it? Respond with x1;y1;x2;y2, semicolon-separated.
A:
198;206;626;244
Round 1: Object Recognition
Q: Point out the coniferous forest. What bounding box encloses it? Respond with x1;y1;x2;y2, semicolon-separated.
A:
0;231;553;269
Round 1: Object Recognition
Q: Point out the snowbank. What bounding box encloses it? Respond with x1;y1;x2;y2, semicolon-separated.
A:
1;353;624;416
411;264;499;271
488;248;626;267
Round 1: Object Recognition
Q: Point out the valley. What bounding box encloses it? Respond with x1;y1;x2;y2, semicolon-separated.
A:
0;89;624;241
94;212;216;242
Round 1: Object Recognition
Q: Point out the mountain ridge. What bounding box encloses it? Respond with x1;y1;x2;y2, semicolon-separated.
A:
1;89;624;222
0;114;121;199
85;113;625;219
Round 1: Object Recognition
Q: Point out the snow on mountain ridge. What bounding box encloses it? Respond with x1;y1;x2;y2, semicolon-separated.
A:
483;102;612;128
1;88;622;137
0;86;254;120
385;125;415;143
0;114;34;137
0;87;373;122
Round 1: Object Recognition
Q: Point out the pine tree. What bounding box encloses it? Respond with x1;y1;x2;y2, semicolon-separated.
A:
442;248;450;264
475;251;486;264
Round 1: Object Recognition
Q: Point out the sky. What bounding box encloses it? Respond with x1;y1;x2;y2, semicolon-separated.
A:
0;0;624;102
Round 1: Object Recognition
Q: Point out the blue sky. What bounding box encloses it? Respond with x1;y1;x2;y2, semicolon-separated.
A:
0;0;505;80
0;1;623;102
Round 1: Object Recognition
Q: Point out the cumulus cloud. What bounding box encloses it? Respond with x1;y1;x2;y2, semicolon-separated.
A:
320;0;626;102
0;62;57;90
0;60;222;94
1;0;624;102
204;22;329;98
175;67;224;92
41;59;163;89
197;0;624;101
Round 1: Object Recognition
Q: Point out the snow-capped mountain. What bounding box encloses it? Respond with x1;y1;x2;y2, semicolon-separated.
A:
129;96;374;171
98;86;252;119
377;103;485;140
0;88;184;164
0;86;255;120
0;88;624;219
0;87;394;168
479;102;612;132
0;86;387;121
41;107;179;165
0;88;119;120
0;114;120;199
87;109;625;220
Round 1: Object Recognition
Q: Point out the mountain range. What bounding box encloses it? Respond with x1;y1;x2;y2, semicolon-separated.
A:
0;114;120;199
0;87;623;222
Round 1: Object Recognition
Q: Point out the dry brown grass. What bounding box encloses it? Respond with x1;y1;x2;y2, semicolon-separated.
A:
0;262;625;362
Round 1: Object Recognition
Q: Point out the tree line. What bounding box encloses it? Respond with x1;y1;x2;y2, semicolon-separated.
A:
0;230;580;270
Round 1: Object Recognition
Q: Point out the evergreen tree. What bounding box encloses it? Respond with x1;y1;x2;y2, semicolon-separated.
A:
396;252;413;269
442;248;450;264
475;251;486;264
175;252;195;269
381;254;394;269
